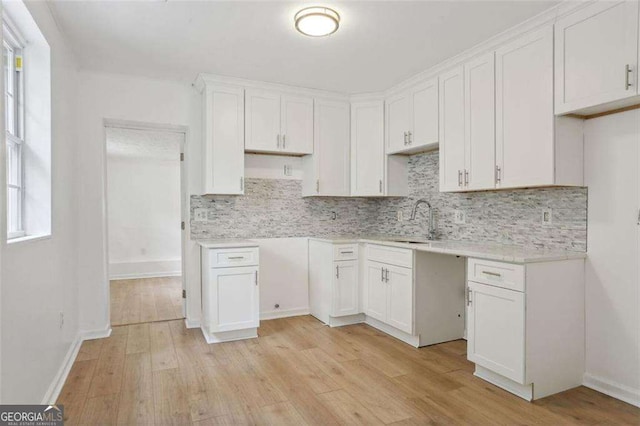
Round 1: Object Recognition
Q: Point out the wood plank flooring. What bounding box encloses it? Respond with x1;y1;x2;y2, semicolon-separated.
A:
110;277;183;326
58;316;640;425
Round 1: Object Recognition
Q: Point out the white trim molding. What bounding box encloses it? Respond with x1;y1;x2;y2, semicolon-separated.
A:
583;373;640;408
80;326;112;341
260;307;310;321
40;336;82;405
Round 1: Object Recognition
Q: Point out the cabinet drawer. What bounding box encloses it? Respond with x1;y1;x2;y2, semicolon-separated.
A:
333;244;358;261
366;244;413;268
467;258;524;292
208;247;259;268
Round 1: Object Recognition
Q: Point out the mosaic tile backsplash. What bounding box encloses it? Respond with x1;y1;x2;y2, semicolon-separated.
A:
191;151;587;251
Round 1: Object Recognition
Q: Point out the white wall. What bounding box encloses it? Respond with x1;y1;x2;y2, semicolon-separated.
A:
583;109;640;407
76;71;201;333
107;134;182;279
0;1;79;403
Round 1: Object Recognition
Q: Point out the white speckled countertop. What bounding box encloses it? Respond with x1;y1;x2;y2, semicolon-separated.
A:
308;236;587;264
196;239;259;249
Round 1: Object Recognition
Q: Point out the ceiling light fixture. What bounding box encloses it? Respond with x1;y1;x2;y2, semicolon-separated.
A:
294;6;340;37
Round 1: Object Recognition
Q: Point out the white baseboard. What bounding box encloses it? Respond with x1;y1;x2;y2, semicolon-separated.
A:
260;307;310;320
109;259;181;280
41;336;82;405
364;316;420;347
80;326;112;341
184;318;200;329
583;373;640;407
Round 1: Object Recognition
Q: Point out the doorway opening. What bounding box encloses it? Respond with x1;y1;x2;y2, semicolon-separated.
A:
104;121;187;326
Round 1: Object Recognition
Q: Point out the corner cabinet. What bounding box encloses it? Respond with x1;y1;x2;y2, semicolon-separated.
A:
302;99;350;196
245;88;314;155
197;81;245;195
386;78;439;155
555;0;640;115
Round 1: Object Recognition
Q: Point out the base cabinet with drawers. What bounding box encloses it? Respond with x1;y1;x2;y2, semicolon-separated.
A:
308;240;361;327
466;257;585;401
200;244;260;343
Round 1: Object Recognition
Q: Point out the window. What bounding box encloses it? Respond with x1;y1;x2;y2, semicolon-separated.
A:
3;21;24;239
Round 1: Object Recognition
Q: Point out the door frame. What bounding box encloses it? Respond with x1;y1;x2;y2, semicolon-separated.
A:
102;118;190;322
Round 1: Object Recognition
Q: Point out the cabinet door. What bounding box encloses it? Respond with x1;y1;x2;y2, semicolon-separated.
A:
281;95;314;154
208;266;259;332
496;26;554;189
245;89;281;152
332;260;359;317
314;99;351;196
203;84;245;195
465;53;496;190
467;281;525;384
386;92;411;153
439;66;466;192
386;264;413;334
365;261;387;322
410;78;439;150
555;1;639;114
351;100;384;196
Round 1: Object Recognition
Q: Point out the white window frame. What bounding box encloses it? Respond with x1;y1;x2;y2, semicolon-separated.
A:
3;16;25;240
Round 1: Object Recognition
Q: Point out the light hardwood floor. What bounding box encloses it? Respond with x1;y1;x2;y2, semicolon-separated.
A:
58;316;640;425
110;277;183;326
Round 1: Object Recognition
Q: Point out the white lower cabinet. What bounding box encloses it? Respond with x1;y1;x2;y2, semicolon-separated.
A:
385;264;413;334
364;260;390;323
466;257;585;401
309;240;361;326
201;245;260;343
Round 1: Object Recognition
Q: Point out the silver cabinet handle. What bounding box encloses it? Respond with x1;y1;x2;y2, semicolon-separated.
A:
482;271;501;277
240;177;244;191
282;134;286;149
255;271;258;286
458;170;463;187
379;179;383;193
626;64;632;90
228;256;245;260
277;134;281;148
464;169;469;186
637;208;640;225
316;180;320;193
385;268;390;283
403;132;408;145
467;287;472;306
340;250;354;254
407;131;412;145
495;166;501;183
381;267;384;282
336;265;339;279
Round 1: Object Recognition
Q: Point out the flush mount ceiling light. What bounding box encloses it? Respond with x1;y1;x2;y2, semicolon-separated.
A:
294;6;340;37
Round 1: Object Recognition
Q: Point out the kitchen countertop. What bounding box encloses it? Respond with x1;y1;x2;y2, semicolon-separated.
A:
308;236;587;263
196;239;259;249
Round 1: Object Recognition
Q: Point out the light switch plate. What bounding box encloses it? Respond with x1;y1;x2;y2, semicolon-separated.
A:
542;209;552;225
194;208;208;221
454;210;466;224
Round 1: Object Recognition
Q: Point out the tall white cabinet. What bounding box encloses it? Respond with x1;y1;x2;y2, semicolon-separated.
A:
302;99;350;196
350;100;384;196
555;0;640;115
438;66;465;192
196;81;245;195
245;89;314;155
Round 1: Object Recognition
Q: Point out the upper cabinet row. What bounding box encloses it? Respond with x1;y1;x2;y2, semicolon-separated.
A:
555;0;640;115
245;89;314;155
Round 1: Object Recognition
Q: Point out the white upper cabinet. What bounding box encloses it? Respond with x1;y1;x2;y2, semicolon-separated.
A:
464;52;496;191
495;26;556;188
555;1;639;115
302;99;350;196
439;66;466;192
351;100;384;196
386;78;438;154
245;89;314;155
200;82;245;195
281;95;314;154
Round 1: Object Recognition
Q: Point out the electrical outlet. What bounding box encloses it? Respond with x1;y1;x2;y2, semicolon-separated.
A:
397;210;404;222
194;208;208;221
283;164;293;176
542;209;552;225
454;210;466;224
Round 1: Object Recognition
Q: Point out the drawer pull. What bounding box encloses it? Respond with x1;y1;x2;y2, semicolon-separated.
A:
228;256;245;260
482;271;501;277
340;250;354;254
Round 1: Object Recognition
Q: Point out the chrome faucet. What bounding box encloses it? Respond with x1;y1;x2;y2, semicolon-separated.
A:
410;199;436;240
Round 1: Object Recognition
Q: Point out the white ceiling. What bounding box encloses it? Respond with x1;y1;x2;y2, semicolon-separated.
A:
50;0;559;93
106;127;182;161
